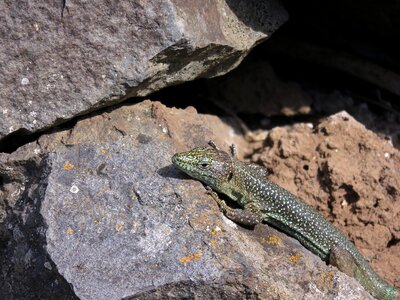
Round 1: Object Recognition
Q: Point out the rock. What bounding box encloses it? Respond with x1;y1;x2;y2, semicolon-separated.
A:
312;92;400;149
253;111;400;289
0;0;288;144
0;101;373;299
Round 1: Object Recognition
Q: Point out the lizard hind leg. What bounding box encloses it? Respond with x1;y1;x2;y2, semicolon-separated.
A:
329;245;398;300
329;245;359;278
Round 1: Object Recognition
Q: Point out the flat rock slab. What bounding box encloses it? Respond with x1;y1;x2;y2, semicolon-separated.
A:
0;101;373;299
0;0;287;143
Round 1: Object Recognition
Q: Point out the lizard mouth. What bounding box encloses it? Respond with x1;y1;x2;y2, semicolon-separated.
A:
172;152;211;182
171;153;193;174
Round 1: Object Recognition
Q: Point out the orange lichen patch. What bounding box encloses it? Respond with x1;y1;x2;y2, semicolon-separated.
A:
210;239;217;248
260;235;282;245
63;162;74;170
319;270;336;288
210;225;222;235
179;251;202;266
67;227;74;235
115;223;125;232
288;253;302;264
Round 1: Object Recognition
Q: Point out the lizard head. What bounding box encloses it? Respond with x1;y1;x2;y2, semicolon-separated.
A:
172;146;234;191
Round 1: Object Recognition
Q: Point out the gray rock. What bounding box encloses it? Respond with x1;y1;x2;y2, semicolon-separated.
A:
0;100;373;299
0;0;288;143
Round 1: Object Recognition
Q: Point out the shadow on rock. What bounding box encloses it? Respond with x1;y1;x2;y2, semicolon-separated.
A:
0;156;78;299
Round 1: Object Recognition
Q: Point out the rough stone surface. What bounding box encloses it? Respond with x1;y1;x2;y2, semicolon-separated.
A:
0;0;288;143
0;101;373;299
252;111;400;289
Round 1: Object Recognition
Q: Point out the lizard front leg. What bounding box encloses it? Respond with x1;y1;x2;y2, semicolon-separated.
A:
206;186;262;227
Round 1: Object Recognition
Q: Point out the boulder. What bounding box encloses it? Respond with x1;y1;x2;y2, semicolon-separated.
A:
0;0;288;143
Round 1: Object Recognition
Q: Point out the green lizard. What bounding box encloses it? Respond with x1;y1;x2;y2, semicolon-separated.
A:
172;141;398;300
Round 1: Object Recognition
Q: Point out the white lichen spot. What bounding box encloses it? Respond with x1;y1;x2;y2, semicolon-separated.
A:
34;23;40;31
33;120;37;125
30;111;37;117
44;261;52;270
162;127;168;134
8;126;14;133
28;100;33;106
214;226;222;233
384;152;390;158
34;148;41;154
21;77;29;85
101;74;106;79
70;185;79;194
2;109;8;115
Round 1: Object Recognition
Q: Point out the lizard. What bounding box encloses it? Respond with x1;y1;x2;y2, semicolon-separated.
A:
171;141;398;300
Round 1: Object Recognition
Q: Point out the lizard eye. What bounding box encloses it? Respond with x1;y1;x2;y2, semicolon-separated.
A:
199;162;209;168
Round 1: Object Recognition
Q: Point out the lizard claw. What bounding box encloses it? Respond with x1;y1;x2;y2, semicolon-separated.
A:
229;144;237;157
205;186;214;194
208;140;219;150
